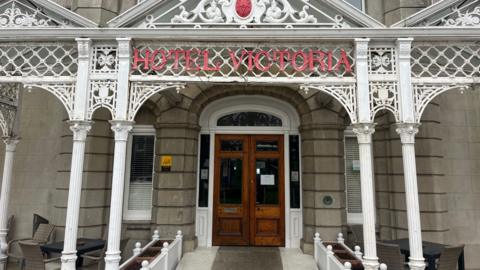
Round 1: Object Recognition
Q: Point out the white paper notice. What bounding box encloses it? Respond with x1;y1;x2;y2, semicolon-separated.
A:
201;169;209;180
261;175;275;185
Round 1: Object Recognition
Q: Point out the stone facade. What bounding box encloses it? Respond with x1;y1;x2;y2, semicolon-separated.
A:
2;0;480;269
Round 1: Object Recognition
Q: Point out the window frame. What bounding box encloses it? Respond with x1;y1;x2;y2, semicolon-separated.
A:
123;125;156;221
344;129;363;224
344;0;365;11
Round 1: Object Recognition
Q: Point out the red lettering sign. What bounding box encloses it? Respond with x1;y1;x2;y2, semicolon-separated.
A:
132;48;353;75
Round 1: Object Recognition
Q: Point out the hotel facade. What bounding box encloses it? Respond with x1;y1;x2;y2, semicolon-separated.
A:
0;0;479;269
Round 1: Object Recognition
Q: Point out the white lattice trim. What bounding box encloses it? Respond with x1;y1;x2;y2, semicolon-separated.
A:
0;42;78;77
24;82;75;119
300;83;357;123
370;81;399;121
88;80;118;120
414;83;472;122
128;82;186;121
411;41;480;78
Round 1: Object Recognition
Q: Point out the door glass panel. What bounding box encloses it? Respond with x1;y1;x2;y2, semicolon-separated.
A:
220;158;243;204
220;140;243;151
255;158;279;205
256;140;279;152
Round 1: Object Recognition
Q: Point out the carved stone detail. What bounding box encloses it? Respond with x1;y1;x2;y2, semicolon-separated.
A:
68;121;92;141
352;123;375;144
0;0;70;28
396;123;420;144
443;6;480;27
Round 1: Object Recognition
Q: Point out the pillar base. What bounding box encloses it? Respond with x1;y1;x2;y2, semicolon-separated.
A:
61;251;77;270
362;256;379;270
408;257;426;270
105;251;121;270
0;255;7;270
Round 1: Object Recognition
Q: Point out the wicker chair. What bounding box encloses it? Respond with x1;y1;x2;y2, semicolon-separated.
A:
437;245;464;270
377;242;407;270
18;241;60;270
81;238;129;270
8;224;55;262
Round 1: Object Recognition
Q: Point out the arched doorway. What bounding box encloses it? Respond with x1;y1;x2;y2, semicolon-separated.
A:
196;95;301;248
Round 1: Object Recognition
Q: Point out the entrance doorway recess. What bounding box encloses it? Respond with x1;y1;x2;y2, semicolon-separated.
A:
213;134;285;246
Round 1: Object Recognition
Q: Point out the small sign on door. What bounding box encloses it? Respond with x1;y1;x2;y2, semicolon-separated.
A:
260;175;275;185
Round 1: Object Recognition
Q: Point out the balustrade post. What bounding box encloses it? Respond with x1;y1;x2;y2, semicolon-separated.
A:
352;123;378;270
105;121;133;270
61;121;92;270
396;123;426;270
162;242;169;269
133;242;142;256
0;138;19;270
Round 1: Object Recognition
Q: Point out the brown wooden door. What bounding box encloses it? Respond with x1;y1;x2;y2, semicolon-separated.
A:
213;134;284;246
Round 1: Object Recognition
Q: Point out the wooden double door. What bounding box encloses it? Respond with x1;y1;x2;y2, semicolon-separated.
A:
213;134;285;246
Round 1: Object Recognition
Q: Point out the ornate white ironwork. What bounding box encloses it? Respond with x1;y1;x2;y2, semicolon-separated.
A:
300;83;357;123
140;0;349;28
0;0;70;28
23;82;75;119
91;45;119;74
413;83;472;122
368;47;396;75
88;80;118;119
128;82;186;121
0;42;78;77
0;83;20;137
444;5;480;26
411;42;480;79
131;42;355;82
370;81;399;121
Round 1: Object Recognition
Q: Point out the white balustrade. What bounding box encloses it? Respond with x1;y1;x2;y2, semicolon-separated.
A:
314;232;364;270
120;230;183;270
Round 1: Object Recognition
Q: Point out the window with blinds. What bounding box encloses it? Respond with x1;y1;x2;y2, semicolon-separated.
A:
344;135;363;224
344;0;364;11
124;127;155;221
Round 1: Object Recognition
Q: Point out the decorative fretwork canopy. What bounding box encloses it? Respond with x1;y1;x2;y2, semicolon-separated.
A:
107;0;385;28
0;0;478;137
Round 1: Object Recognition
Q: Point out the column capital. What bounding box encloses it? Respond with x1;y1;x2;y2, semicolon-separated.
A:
352;123;376;144
68;121;92;141
2;137;19;152
110;120;134;141
396;123;420;144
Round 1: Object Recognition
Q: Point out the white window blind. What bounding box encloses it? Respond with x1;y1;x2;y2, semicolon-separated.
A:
345;135;362;223
124;127;155;221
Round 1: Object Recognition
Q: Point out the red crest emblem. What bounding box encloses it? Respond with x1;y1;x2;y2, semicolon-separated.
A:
235;0;252;18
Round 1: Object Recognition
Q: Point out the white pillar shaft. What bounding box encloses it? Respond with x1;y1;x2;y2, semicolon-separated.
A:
0;139;19;269
397;124;425;270
61;121;91;270
105;121;133;270
353;124;378;270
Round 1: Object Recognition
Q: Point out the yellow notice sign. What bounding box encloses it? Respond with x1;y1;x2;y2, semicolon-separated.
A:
161;155;172;172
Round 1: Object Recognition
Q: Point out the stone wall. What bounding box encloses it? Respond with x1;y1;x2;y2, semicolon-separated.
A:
53;108;114;241
439;90;480;269
3;89;65;241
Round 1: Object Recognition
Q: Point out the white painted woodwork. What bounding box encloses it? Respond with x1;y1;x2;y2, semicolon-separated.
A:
61;121;92;270
0;138;19;270
396;123;426;270
352;123;379;270
105;120;133;270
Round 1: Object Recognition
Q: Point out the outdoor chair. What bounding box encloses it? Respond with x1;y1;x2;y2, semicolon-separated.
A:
81;238;129;270
377;242;407;270
18;240;60;270
437;245;464;270
8;223;55;263
6;215;14;243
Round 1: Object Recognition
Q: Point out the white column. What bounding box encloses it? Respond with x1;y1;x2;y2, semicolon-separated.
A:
0;138;19;270
61;121;92;270
352;123;378;270
104;120;133;270
396;123;425;270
